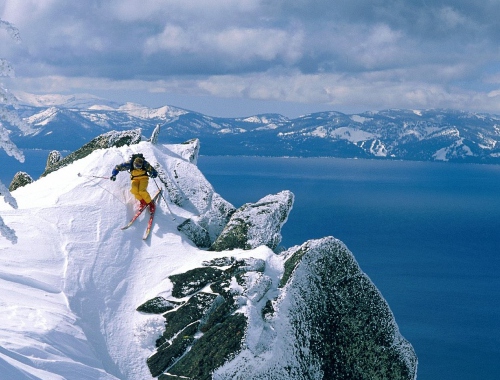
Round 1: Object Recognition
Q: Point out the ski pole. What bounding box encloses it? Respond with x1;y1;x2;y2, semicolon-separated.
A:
78;173;111;180
153;178;176;220
78;173;126;205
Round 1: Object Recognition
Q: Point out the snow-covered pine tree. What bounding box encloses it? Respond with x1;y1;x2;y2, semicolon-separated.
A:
0;19;33;244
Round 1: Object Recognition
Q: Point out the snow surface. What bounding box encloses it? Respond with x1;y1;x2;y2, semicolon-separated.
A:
13;92;119;110
0;141;279;379
25;107;59;127
116;104;188;120
307;126;379;144
432;138;473;161
350;115;372;123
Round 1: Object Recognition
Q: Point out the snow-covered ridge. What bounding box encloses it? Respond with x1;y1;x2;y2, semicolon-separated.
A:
25;106;59;126
305;126;379;143
117;103;188;119
7;92;500;164
0;140;232;379
9;95;500;163
14;91;118;109
14;92;188;120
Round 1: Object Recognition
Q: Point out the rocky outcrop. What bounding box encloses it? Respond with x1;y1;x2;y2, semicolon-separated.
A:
143;257;264;379
176;218;212;248
155;140;235;247
45;150;62;171
210;190;294;251
143;237;417;379
9;172;33;192
136;297;182;314
171;138;201;165
41;129;142;177
214;237;418;379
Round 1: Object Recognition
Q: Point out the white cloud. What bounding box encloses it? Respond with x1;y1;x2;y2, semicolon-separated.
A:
345;23;405;69
437;6;469;29
2;0;500;116
144;24;304;65
144;24;192;54
7;67;500;116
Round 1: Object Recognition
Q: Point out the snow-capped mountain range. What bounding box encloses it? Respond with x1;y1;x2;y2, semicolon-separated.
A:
8;92;500;163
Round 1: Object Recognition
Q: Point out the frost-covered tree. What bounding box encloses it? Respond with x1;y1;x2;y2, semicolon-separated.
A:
9;171;33;192
0;19;33;244
45;150;62;170
150;123;161;144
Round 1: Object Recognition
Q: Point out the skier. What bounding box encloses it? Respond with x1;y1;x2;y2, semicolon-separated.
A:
110;154;158;212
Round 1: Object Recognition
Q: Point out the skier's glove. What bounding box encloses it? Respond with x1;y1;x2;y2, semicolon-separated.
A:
110;175;116;181
149;172;158;178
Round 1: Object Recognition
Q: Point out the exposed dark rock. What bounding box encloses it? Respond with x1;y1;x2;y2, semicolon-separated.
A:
136;297;183;314
177;219;211;248
210;190;294;251
209;278;235;301
280;238;360;289
41;129;142;177
147;322;199;377
167;313;247;380
229;257;266;275
156;292;218;346
9;171;33;192
169;267;227;298
198;294;235;333
144;233;416;379
274;237;418;379
202;256;239;267
261;299;274;320
279;245;308;288
145;257;267;379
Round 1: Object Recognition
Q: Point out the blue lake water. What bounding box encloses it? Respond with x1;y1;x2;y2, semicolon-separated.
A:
197;156;500;380
2;151;499;379
1;149;63;184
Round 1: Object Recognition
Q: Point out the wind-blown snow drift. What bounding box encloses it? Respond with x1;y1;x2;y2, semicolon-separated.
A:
0;140;417;379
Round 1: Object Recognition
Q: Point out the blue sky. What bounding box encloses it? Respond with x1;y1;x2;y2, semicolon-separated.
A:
2;0;500;117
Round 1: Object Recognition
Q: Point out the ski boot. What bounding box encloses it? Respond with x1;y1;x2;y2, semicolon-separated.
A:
148;201;156;213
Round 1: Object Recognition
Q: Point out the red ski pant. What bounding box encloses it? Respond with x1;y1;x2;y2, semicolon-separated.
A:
130;178;152;203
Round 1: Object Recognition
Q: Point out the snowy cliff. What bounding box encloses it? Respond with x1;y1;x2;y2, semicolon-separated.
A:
0;134;417;379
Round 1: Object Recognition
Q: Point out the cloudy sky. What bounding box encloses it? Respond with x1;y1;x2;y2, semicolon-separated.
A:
1;0;500;117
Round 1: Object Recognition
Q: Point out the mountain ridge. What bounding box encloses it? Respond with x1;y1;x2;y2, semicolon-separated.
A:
7;92;500;165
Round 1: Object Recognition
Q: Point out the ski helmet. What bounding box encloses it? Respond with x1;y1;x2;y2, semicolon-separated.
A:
133;157;144;169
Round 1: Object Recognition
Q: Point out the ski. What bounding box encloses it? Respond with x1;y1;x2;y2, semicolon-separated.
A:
121;189;161;230
143;190;162;240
